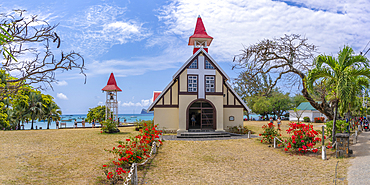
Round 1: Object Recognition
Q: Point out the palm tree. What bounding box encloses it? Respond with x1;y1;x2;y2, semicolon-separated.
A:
45;102;62;129
28;92;43;129
307;46;370;142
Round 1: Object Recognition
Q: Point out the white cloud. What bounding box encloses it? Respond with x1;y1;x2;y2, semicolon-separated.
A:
57;93;68;100
98;101;104;105
121;99;153;107
65;4;151;56
56;80;68;86
156;0;370;59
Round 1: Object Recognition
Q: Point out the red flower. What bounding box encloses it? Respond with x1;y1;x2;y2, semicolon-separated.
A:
284;148;288;151
261;140;263;143
301;140;304;143
126;139;130;141
103;165;107;167
136;156;142;159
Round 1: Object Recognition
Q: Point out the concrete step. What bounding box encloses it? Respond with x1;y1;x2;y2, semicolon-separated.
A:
177;131;231;138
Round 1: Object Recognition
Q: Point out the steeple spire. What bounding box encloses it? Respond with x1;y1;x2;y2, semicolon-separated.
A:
102;73;122;92
188;16;213;54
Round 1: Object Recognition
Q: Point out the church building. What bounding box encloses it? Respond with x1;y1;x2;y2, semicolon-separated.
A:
148;16;250;134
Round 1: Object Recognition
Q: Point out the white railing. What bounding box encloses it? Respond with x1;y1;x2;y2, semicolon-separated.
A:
123;134;163;185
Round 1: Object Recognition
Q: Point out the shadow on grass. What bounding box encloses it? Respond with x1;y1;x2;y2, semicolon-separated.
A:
100;132;132;135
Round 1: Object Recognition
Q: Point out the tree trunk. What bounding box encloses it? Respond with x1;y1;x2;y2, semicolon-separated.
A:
47;118;50;129
31;119;34;130
332;104;338;148
301;88;334;120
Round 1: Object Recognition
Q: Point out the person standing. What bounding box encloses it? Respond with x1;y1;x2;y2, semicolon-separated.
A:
82;119;85;128
277;117;281;130
56;120;59;129
269;117;273;124
191;115;196;127
92;119;95;128
74;119;77;128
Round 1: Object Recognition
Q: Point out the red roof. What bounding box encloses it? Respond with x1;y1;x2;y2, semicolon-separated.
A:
153;91;161;102
188;16;213;46
102;73;122;91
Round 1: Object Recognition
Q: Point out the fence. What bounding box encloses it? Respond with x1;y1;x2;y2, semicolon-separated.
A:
123;134;163;185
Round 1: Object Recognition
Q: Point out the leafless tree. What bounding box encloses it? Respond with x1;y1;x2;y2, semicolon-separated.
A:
233;34;334;119
0;10;85;92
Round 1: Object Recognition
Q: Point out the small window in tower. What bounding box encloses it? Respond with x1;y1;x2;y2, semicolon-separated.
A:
188;76;197;92
205;60;214;69
205;76;215;92
188;59;198;69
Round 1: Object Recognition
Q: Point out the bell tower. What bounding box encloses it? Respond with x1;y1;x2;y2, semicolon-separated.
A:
102;73;122;120
188;15;213;54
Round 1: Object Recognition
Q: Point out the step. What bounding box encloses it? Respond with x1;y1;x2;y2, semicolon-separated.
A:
177;131;231;138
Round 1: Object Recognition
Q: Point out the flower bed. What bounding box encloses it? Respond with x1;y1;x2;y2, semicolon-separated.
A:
102;122;162;183
259;122;281;143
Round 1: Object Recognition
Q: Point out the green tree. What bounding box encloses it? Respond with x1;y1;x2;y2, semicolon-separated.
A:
86;105;106;123
307;46;370;142
270;92;292;118
28;91;43;129
252;96;272;118
42;94;62;129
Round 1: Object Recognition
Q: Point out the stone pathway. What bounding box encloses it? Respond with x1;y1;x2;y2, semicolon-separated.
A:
162;133;259;141
347;130;370;185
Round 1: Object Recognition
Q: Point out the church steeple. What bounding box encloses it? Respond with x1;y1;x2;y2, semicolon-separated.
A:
188;15;213;54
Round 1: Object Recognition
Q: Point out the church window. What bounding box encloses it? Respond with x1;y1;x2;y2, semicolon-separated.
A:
205;76;215;92
188;59;198;69
205;60;214;69
188;76;197;92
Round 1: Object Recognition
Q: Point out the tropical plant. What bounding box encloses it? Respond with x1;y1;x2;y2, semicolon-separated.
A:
44;101;62;129
101;118;119;133
307;46;370;142
325;120;349;141
28;91;43;129
303;116;310;122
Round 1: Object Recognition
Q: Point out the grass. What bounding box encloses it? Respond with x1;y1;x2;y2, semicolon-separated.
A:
1;122;350;184
0;127;138;184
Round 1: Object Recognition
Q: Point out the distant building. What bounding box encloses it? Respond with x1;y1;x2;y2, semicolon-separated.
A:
148;16;250;134
288;102;327;122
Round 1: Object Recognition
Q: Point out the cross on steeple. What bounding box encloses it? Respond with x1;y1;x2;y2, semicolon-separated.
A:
187;53;215;98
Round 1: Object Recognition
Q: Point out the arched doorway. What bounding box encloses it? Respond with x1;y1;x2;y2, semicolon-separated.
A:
187;99;216;130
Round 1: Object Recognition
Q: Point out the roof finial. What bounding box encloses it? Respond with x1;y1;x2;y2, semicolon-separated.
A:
198;15;201;18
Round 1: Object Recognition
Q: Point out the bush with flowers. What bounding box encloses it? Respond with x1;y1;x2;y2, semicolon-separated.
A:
259;122;281;143
284;122;331;153
314;117;325;123
102;122;162;183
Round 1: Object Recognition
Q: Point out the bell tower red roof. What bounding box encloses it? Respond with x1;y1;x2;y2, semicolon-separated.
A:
188;16;213;54
102;73;122;91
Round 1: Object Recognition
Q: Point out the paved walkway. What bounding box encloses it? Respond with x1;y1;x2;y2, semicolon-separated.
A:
347;130;370;185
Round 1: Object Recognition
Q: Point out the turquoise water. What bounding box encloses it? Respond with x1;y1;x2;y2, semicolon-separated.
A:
21;114;154;130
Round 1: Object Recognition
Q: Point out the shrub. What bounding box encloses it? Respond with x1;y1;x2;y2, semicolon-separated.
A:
102;122;162;184
101;118;119;133
325;120;349;141
259;122;281;143
134;119;153;131
227;125;255;134
284;122;323;153
303;117;310;122
314;117;325;123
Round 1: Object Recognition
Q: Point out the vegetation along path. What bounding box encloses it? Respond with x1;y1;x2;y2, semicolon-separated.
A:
347;131;370;185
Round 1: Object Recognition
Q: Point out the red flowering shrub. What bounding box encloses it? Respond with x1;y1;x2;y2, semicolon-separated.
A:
259;122;281;143
314;117;325;123
102;122;162;183
284;122;323;153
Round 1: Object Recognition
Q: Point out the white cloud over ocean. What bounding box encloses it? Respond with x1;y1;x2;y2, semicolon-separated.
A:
121;99;152;107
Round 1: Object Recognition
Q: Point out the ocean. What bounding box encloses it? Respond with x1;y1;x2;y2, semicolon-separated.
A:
20;114;154;130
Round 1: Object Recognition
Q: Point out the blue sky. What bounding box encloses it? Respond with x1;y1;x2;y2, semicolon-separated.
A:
1;0;369;114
